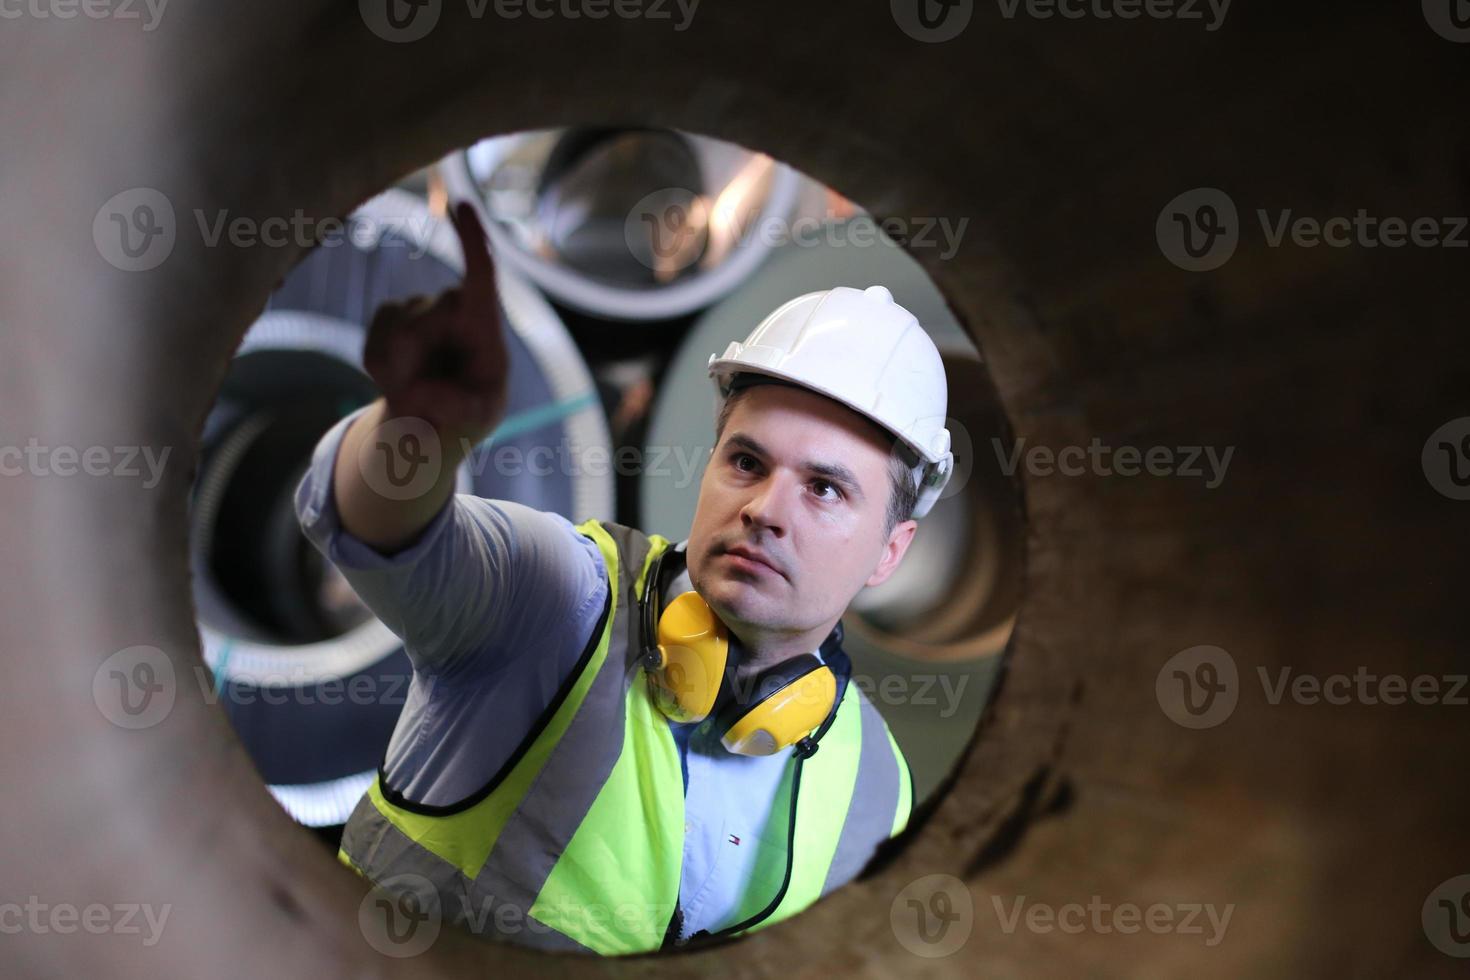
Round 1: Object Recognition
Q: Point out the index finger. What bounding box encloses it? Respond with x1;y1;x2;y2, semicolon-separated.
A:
450;200;496;304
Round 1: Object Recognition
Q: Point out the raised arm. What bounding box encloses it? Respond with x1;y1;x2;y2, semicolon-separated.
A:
333;201;508;554
294;203;607;675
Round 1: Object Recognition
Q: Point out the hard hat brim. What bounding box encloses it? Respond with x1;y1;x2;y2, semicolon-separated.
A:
710;362;933;468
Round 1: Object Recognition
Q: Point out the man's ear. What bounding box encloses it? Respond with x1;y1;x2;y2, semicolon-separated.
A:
866;519;918;588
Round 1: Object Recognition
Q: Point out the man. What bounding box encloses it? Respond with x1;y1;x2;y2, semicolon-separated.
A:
295;203;955;955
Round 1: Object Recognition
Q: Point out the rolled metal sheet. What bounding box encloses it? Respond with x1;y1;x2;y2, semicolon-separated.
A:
442;129;804;321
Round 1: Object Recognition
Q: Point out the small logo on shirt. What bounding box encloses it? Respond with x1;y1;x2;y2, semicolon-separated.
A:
727;834;741;846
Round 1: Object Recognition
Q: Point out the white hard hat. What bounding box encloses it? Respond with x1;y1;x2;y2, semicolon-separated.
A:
707;284;954;520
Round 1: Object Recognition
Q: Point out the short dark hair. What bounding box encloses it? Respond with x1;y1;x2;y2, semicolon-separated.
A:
714;380;918;538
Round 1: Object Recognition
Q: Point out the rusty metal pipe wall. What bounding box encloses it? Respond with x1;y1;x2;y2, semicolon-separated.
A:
1;2;1467;976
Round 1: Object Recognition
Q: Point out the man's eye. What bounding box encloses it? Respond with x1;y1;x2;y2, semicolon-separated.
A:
732;453;757;472
812;480;842;500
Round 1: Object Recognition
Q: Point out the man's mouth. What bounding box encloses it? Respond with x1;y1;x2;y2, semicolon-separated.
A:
720;544;783;578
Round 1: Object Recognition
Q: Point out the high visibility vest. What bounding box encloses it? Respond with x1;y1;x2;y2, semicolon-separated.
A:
339;518;912;955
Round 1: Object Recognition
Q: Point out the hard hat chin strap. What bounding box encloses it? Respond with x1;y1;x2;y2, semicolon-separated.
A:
911;452;954;520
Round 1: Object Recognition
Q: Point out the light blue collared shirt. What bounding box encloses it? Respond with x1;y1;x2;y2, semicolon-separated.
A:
296;408;882;942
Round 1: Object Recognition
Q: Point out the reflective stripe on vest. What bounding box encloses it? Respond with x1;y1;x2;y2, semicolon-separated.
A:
338;518;912;955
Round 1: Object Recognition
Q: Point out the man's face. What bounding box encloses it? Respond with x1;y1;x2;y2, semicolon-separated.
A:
686;383;916;646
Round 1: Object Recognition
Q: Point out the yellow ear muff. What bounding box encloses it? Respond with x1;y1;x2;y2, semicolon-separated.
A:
721;666;837;757
646;590;729;724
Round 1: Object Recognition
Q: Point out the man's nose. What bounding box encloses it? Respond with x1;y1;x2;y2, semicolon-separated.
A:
740;471;794;536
